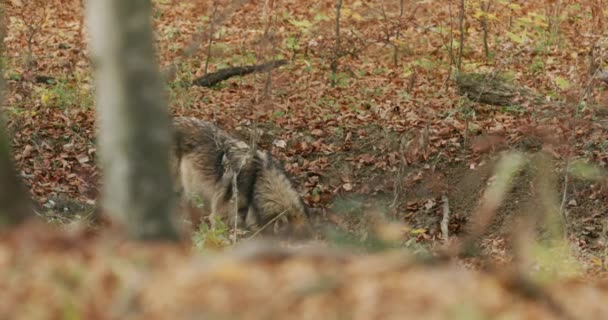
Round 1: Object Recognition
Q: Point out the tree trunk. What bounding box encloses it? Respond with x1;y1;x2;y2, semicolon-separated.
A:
0;118;33;228
86;0;178;240
0;5;33;229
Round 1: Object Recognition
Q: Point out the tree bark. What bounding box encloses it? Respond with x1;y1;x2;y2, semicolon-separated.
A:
0;118;33;228
86;0;178;240
0;4;33;229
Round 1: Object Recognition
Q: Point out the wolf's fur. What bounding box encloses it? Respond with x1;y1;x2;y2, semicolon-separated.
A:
171;117;311;236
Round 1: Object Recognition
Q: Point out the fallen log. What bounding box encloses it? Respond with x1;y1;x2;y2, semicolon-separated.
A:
192;59;288;87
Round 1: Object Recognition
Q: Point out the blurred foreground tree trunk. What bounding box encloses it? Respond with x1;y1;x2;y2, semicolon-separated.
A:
0;118;33;228
0;5;32;229
86;0;178;240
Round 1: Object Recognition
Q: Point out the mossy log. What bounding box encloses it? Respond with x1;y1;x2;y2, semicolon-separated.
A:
455;73;532;106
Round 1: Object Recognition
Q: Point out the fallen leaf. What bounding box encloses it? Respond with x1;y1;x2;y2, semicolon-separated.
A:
273;139;287;148
311;129;324;136
22;145;33;158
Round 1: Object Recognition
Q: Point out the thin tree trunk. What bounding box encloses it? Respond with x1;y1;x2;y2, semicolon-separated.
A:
86;0;178;240
393;0;405;67
457;0;466;72
481;0;491;59
330;0;343;87
203;0;220;77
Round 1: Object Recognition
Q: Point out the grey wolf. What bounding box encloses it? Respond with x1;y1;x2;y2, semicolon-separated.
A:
171;117;311;237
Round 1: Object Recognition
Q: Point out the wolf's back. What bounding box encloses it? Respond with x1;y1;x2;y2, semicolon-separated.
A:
170;117;227;194
171;117;259;222
172;117;230;160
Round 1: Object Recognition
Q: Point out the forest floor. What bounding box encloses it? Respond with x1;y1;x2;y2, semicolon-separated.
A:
3;0;608;318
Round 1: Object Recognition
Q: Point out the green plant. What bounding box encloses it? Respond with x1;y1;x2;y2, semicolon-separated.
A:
372;67;388;75
38;78;93;110
188;193;232;250
271;110;286;119
409;58;438;71
230;51;257;66
192;219;231;251
164;26;181;39
529;56;545;74
284;36;300;52
318;96;337;109
500;104;526;115
327;72;349;88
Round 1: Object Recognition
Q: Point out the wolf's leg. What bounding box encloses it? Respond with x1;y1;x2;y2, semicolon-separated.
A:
245;206;260;230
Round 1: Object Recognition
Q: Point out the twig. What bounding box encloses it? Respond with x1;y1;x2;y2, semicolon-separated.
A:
252;0;280;154
440;2;455;90
247;209;289;240
480;0;493;59
456;0;466;72
390;135;408;209
463;116;469;150
163;0;247;80
394;0;405;66
330;0;343;87
14;0;47;77
260;1;278;99
232;172;239;243
441;195;450;242
558;158;569;220
508;0;513;30
379;2;397;67
203;0;220;77
447;1;456;66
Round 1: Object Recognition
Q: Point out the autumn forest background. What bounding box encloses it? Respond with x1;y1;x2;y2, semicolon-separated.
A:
2;0;608;319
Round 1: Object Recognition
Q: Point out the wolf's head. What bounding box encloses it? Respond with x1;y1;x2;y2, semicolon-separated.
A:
269;201;312;239
251;151;312;238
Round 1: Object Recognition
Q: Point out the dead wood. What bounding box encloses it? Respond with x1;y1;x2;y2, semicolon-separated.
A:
192;59;288;87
